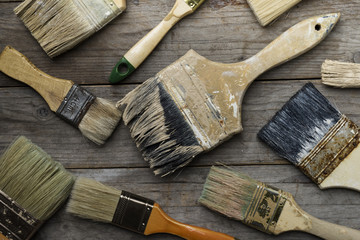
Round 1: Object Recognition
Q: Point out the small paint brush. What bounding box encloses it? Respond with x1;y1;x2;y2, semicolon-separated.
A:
322;60;360;88
117;13;340;176
67;177;238;240
258;83;360;191
0;46;122;145
109;0;206;83
14;0;126;57
199;166;360;240
247;0;302;27
0;136;74;240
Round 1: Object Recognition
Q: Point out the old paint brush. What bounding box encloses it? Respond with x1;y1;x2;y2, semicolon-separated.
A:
199;166;360;239
258;83;360;191
117;13;340;177
14;0;126;58
322;60;360;88
247;0;302;27
0;46;122;145
109;0;206;83
0;136;74;240
67;177;238;240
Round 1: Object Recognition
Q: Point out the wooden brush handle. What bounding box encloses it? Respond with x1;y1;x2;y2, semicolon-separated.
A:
144;204;235;240
0;46;73;111
109;0;195;83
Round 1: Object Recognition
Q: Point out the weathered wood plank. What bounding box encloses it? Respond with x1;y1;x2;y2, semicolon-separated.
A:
1;80;360;169
1;0;359;86
31;166;360;240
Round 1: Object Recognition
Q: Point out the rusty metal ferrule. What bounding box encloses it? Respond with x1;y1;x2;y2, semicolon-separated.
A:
244;183;289;234
56;84;96;127
112;191;154;234
299;115;359;185
0;190;42;240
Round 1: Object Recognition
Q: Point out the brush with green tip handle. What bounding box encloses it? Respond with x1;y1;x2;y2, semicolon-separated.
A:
109;0;206;84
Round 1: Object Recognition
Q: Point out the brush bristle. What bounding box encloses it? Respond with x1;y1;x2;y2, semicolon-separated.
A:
258;83;342;165
0;136;74;220
322;60;360;88
118;77;203;176
247;0;301;26
79;98;122;145
67;177;121;223
199;166;258;221
14;0;122;57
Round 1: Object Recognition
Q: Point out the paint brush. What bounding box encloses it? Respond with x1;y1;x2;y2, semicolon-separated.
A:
258;83;360;191
199;166;360;239
0;46;122;145
67;177;238;240
322;60;360;88
247;0;302;27
109;0;206;83
14;0;126;58
0;136;74;240
117;13;340;177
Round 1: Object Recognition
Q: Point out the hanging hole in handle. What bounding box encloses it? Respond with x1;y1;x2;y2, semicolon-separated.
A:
315;24;321;31
117;62;130;74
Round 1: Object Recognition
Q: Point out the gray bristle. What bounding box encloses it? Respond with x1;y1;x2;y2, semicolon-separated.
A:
0;136;74;220
258;83;342;165
118;77;203;177
199;166;258;221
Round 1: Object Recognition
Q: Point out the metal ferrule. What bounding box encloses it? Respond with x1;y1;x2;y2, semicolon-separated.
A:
56;84;96;127
112;191;154;234
299;115;359;184
0;190;42;240
184;0;205;11
74;0;123;31
244;183;288;234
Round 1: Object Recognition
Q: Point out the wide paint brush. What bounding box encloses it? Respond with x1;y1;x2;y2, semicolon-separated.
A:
258;83;360;191
0;136;74;239
0;46;122;145
117;13;340;176
199;166;360;239
67;177;238;240
109;0;206;83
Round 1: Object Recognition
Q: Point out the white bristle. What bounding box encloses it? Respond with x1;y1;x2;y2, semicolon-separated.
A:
322;60;360;88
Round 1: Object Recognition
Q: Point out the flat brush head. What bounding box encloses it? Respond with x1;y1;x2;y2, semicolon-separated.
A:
78;97;122;145
0;136;74;220
67;177;121;223
247;0;302;26
199;166;258;221
258;83;342;165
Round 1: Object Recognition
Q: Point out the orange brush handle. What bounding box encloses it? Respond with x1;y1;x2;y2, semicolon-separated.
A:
0;233;8;240
144;203;235;240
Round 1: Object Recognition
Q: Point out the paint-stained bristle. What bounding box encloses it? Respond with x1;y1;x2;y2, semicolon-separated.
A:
322;60;360;88
118;77;203;177
0;136;74;220
247;0;301;26
79;98;122;145
14;0;123;57
199;166;258;221
67;177;121;223
258;83;342;165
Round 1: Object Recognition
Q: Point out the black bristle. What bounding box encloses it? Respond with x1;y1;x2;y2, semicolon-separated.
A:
258;83;342;165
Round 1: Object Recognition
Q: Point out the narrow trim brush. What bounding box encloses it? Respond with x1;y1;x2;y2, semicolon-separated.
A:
117;13;340;176
258;83;360;191
0;136;74;240
199;166;360;239
67;177;238;240
322;60;360;88
109;0;206;83
247;0;302;27
14;0;126;57
0;46;122;145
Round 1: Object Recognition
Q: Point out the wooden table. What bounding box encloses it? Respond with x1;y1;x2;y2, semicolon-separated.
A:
1;0;360;239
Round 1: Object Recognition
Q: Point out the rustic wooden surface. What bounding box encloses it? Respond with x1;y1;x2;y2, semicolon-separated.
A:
1;0;360;239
